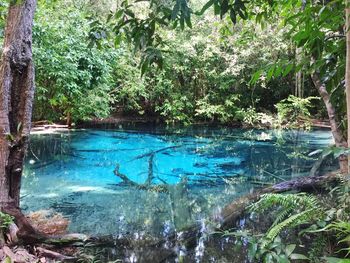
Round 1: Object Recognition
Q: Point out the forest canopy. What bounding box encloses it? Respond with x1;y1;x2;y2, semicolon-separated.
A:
0;0;330;127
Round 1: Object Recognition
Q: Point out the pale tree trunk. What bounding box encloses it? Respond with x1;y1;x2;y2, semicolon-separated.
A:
346;1;350;173
295;47;303;98
311;71;348;173
0;0;37;225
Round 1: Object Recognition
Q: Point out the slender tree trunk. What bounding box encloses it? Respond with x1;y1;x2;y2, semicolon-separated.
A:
311;71;348;173
346;1;350;173
295;47;303;98
0;0;37;212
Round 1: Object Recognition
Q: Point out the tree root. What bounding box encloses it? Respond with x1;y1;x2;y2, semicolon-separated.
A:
35;246;76;262
1;206;44;244
1;206;89;247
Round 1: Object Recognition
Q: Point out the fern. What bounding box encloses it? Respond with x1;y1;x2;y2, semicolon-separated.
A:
249;193;324;247
316;221;350;256
249;193;319;217
263;209;314;248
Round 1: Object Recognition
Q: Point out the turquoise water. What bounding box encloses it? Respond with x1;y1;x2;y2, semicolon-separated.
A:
21;126;335;238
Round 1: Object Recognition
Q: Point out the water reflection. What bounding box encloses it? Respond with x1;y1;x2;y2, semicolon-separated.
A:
21;126;335;261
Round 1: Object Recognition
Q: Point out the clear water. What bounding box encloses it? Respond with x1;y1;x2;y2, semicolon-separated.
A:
21;126;335;238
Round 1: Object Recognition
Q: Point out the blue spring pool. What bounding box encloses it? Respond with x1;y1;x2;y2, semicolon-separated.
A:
21;126;335;237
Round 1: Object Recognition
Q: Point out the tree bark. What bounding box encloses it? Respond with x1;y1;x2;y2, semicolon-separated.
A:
0;0;37;221
310;70;348;173
346;1;350;173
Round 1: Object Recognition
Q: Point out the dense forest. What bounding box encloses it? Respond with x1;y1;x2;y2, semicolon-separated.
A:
29;0;322;127
1;0;350;262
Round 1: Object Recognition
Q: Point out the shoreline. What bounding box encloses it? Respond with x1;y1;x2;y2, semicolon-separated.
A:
30;117;331;135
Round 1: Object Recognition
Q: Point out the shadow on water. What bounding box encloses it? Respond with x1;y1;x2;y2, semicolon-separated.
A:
22;124;337;262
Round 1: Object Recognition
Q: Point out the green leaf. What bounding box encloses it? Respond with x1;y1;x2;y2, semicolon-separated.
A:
114;9;124;20
283;64;293;77
250;70;262;84
278;255;290;263
185;15;192;28
214;2;220;15
325;258;350;263
266;65;275;81
248;243;258;261
285;244;296;257
171;2;180;20
199;0;216;15
290;253;309;260
220;0;229;19
230;8;236;24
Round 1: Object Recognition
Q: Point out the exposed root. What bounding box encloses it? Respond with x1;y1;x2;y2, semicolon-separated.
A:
1;246;37;263
1;206;89;247
35;246;76;262
2;206;45;244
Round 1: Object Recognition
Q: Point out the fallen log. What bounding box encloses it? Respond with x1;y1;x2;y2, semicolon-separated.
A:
219;171;340;229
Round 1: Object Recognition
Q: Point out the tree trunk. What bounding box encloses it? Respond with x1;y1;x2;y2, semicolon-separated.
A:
0;0;37;213
346;1;350;173
310;71;348;173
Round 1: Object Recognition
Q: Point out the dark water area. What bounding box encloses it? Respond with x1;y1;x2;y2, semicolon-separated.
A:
21;125;336;262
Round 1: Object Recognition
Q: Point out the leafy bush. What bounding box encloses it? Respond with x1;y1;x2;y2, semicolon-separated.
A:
236;107;275;128
32;2;118;123
195;95;240;123
275;95;319;129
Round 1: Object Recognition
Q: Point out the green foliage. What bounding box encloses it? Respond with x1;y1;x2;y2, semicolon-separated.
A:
326;258;350;263
227;231;308;263
275;95;319;130
0;212;14;230
109;11;294;124
195;95;240;123
326;221;350;255
249;193;323;247
236;107;275;128
17;0;320;126
32;1;118;123
308;178;350;260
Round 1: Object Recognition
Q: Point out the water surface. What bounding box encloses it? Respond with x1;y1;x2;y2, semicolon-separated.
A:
22;126;335;238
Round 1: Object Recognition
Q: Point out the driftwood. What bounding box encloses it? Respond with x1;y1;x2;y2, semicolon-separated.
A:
129;145;182;162
113;163;169;193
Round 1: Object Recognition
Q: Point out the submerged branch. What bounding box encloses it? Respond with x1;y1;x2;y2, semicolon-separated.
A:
113;163;168;193
129;145;183;162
